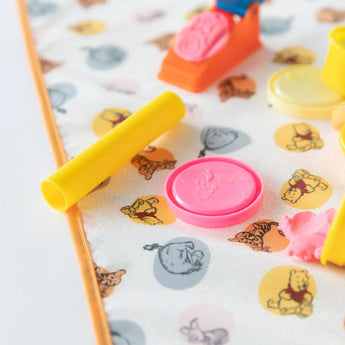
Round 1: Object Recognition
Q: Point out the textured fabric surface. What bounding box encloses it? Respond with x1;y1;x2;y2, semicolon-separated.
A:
26;0;345;344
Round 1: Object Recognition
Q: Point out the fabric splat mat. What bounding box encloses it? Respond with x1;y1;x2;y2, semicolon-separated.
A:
18;0;345;344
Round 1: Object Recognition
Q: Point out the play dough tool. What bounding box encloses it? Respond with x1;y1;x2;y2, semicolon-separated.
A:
216;0;264;17
321;195;345;267
158;3;261;93
41;92;185;211
323;27;345;96
165;157;263;228
267;65;345;119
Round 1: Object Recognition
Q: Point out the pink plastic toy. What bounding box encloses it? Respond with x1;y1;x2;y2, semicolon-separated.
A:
165;157;263;228
278;209;336;261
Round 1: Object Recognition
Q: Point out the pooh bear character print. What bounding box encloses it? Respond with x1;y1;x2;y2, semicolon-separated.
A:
281;169;332;209
275;123;324;153
120;196;176;226
259;266;316;318
144;237;210;290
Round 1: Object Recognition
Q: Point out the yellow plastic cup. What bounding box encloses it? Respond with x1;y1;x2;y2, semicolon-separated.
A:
41;91;185;211
321;194;345;267
323;27;345;96
331;104;345;131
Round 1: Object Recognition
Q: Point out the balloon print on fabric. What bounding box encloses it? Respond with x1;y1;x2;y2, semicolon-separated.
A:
120;196;176;226
28;1;57;18
281;169;332;209
228;220;289;253
131;146;176;180
198;126;251;158
273;46;316;65
179;305;233;345
69;20;107;35
259;266;316;318
218;75;256;102
94;264;126;298
108;320;146;345
48;83;77;113
143;237;210;289
261;16;293;35
83;45;127;70
77;0;107;9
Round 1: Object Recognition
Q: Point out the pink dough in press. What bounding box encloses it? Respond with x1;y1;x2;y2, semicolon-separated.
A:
173;11;230;62
278;209;336;262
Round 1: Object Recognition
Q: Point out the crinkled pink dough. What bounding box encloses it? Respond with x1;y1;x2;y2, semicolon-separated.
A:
278;209;336;262
173;11;230;62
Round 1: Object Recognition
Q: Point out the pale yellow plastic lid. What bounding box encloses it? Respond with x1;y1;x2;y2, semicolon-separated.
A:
267;65;345;119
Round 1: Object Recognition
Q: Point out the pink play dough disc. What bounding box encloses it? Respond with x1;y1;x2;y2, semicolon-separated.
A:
165;157;264;228
173;11;230;62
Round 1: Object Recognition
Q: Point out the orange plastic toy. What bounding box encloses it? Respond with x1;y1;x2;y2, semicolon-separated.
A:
158;3;262;93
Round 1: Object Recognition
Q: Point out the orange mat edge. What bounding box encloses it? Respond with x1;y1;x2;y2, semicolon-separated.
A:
16;1;112;344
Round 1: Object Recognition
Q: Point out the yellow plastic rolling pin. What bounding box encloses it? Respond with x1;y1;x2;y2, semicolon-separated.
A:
41;91;186;211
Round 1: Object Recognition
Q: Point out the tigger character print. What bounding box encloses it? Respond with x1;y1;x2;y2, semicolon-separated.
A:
275;123;324;153
281;169;332;209
94;264;126;298
228;220;289;253
218;75;256;102
120;196;176;226
131;146;176;180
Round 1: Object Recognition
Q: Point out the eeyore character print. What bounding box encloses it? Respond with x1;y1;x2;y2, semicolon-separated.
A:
144;237;210;290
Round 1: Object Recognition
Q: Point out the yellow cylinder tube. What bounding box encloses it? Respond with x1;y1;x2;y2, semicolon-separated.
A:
322;27;345;96
41;91;186;211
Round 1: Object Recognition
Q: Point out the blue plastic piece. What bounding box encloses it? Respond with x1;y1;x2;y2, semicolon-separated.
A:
216;0;264;16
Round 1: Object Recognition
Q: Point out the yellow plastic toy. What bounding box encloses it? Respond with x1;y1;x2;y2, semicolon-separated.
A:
321;194;345;267
323;26;345;96
267;65;345;119
41;92;186;211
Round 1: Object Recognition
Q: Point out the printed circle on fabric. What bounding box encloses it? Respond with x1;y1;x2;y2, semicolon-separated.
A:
120;196;176;226
179;304;234;344
259;265;316;318
281;169;332;209
92;108;132;137
143;237;210;290
228;219;289;252
275;122;324;153
108;320;146;345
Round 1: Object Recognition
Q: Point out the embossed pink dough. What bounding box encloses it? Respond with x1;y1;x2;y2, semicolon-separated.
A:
172;161;256;215
278;209;336;262
173;11;231;62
